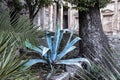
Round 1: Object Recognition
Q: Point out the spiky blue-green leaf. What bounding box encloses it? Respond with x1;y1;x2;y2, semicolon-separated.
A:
39;45;49;57
23;59;47;70
56;60;82;68
46;32;53;51
56;58;90;68
57;37;80;59
51;27;64;61
24;41;42;55
57;46;76;59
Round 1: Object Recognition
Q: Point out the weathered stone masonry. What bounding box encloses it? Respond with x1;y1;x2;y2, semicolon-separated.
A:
34;0;120;36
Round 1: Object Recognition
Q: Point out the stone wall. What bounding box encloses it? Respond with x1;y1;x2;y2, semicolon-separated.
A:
33;1;79;32
33;0;120;36
1;0;120;36
101;0;120;35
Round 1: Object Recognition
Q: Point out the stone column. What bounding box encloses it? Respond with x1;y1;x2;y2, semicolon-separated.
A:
68;7;72;29
113;0;119;35
59;4;63;29
49;5;53;31
53;3;57;31
118;1;120;32
40;7;46;29
37;11;41;27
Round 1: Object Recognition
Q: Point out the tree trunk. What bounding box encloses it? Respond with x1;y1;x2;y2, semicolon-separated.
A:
29;11;34;22
78;3;110;60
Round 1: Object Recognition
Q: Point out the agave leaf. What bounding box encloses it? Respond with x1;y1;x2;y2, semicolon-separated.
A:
57;58;90;65
69;37;81;46
23;59;47;70
51;27;64;61
56;58;90;68
56;60;82;68
46;32;53;62
24;41;42;55
52;26;60;61
40;45;50;56
46;32;53;52
63;29;71;33
57;46;76;59
57;37;80;59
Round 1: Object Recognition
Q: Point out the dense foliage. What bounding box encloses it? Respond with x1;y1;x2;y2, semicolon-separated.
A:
24;0;53;20
1;0;53;21
0;11;42;46
0;11;42;79
0;33;28;79
65;0;111;11
0;33;40;80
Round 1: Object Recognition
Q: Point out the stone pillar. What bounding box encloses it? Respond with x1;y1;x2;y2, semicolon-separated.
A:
40;7;46;29
113;0;119;35
59;4;63;29
68;7;72;29
37;11;41;27
118;1;120;32
53;3;57;31
49;5;53;31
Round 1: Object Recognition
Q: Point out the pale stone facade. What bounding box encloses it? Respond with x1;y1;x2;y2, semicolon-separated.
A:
0;0;120;35
101;0;120;35
34;2;79;32
34;0;120;35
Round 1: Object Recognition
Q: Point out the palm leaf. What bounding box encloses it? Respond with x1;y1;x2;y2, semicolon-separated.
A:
76;47;120;80
0;44;28;79
0;11;42;46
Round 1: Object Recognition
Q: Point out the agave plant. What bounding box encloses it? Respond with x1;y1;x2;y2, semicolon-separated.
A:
24;26;90;79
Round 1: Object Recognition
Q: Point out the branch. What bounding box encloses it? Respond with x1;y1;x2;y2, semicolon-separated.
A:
33;2;41;19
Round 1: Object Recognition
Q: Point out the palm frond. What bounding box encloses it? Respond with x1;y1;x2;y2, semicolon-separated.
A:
76;47;120;80
0;11;44;46
0;34;29;79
